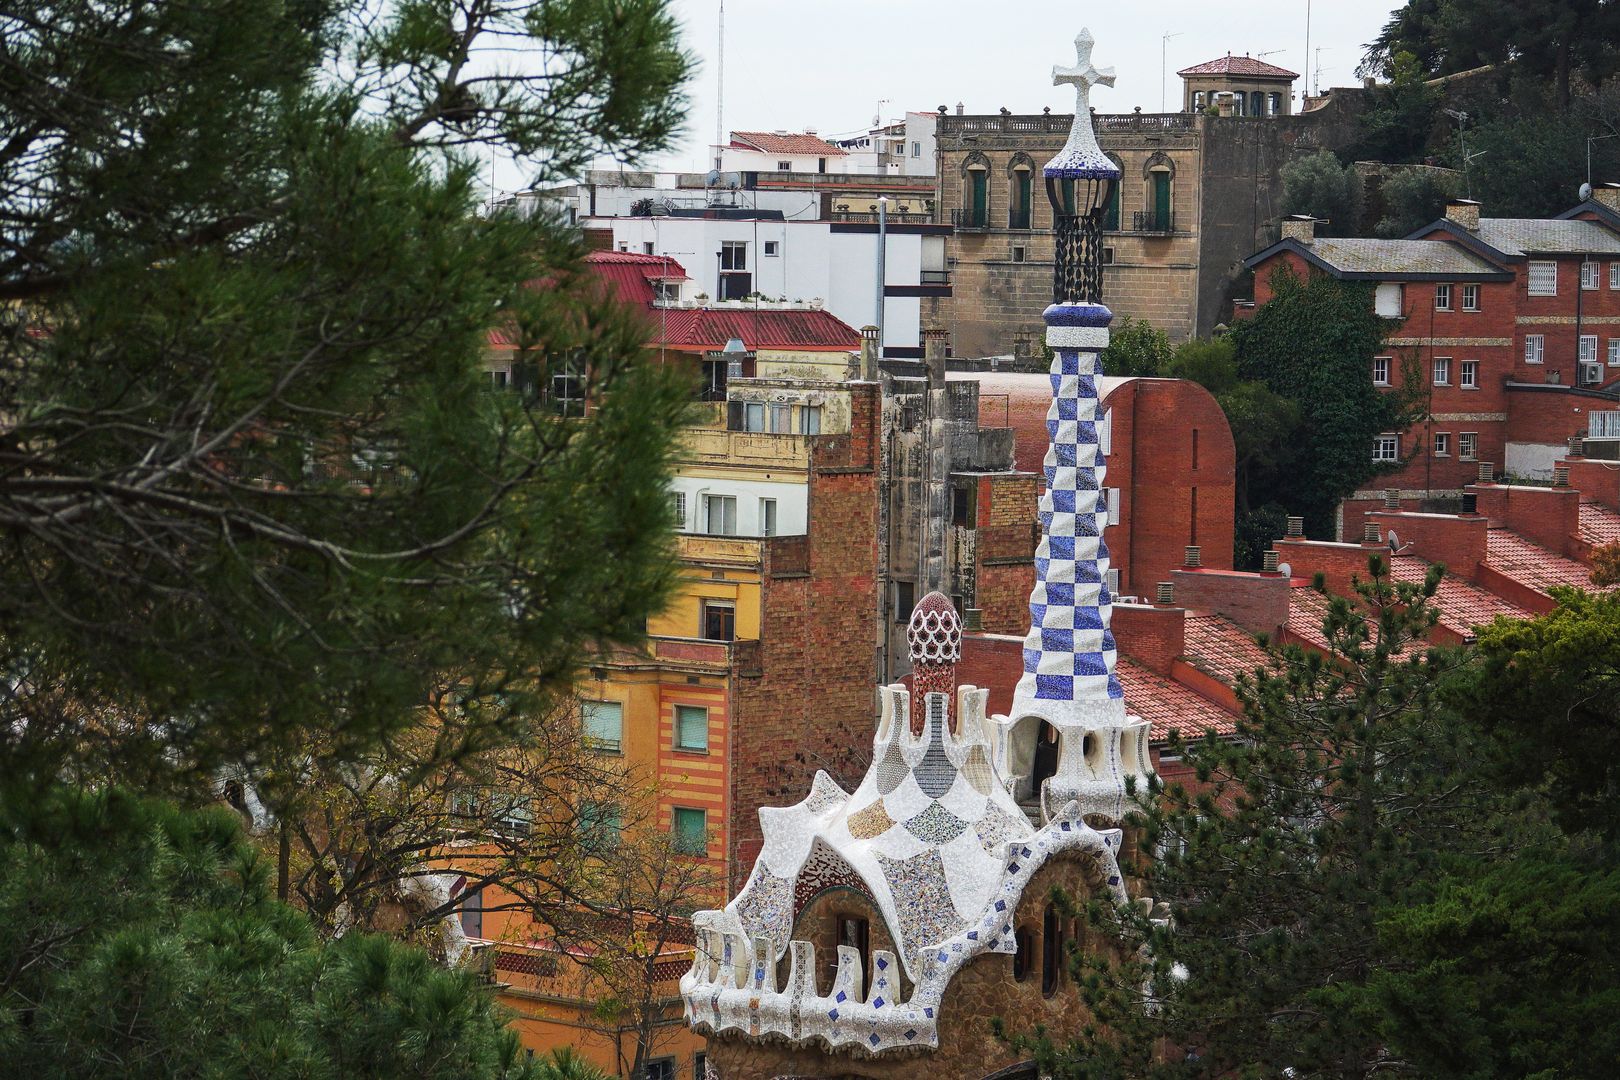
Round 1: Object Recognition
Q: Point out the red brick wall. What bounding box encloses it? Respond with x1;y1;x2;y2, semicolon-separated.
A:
975;474;1038;636
1470;482;1582;558
1564;457;1620;511
728;386;880;892
1271;538;1383;596
1503;385;1604;450
1363;510;1487;579
1169;568;1291;637
1110;603;1186;676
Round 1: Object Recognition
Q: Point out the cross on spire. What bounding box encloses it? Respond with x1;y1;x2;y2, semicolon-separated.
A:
1052;29;1115;115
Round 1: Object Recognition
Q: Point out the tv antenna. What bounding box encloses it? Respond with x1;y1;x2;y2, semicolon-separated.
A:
1161;31;1183;112
714;1;725;171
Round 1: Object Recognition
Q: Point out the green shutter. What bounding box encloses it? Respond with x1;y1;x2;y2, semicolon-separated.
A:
675;705;709;751
583;701;622;752
674;807;707;854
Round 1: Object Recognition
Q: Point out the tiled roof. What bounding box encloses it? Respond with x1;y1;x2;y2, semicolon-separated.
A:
488;251;689;347
1301;237;1505;277
1389;556;1531;638
1475;218;1620;256
1117;657;1239;740
1582;501;1620;546
730;131;849;157
1285;587;1334;652
650;307;861;352
1182;613;1277;686
1487;528;1609;594
1177;54;1298;79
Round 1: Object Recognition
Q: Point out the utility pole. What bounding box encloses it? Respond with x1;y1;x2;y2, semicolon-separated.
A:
1162;31;1182;112
1303;0;1311;105
714;1;725;171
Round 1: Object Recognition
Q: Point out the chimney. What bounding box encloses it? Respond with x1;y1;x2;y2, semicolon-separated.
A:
923;325;949;362
1596;183;1620;213
1280;215;1317;245
1382;488;1401;511
1261;550;1280;574
1217;92;1236;117
1445;199;1481;232
1156;581;1176;606
858;325;880;381
1477;461;1494;483
1554;465;1571;487
1285;515;1304;538
1568;434;1586;457
1362;520;1380;544
1183;545;1202;568
956;102;965;116
1461;492;1478;514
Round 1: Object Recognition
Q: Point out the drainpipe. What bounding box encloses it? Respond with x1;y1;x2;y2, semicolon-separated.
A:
876;197;888;360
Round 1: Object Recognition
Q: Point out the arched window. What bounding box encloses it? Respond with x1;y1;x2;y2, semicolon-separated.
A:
1012;925;1034;982
1103;155;1123;231
1141;153;1174;233
960;151;991;229
1008;153;1034;230
1249;91;1265;117
1041;903;1062;997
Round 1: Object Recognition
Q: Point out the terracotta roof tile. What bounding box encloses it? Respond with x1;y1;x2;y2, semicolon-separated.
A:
649;307;861;352
730;131;849;157
1117;658;1239;741
1182;613;1276;686
1487;528;1609;594
1177;54;1298;79
1582;502;1620;547
1388;556;1531;637
1285;587;1334;652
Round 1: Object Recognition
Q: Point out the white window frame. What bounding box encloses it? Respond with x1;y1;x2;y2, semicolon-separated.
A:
759;497;777;537
1525;334;1545;363
1372;355;1391;386
763;240;779;257
672;490;687;529
1435;283;1452;311
1433;432;1451;457
776;160;791;171
1611;263;1620;290
583;701;624;754
742;401;765;432
1580;335;1599;364
1461;283;1480;311
1105;487;1121;527
1460;359;1478;389
720;240;747;271
703;494;737;536
767;402;791;433
1528;261;1557;296
1432;356;1451;386
673;705;709;752
1583;261;1600;290
1373;434;1399;462
1459;432;1477;460
1099;410;1112;455
1610;339;1620;366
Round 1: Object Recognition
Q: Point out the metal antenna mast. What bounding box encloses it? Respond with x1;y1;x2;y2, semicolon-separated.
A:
715;2;725;171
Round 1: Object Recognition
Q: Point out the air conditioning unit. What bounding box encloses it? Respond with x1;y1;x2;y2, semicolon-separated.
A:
1582;361;1604;386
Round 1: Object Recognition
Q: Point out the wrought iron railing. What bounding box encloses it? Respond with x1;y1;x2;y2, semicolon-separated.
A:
952;207;989;229
936;112;1197;136
1590;410;1620;439
1131;210;1175;233
1008;208;1032;229
920;269;951;286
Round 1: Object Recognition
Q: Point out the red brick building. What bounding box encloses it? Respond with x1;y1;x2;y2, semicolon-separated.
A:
1244;198;1620;538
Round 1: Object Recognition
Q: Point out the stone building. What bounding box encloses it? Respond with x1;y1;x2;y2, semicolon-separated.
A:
681;32;1171;1079
929;66;1363;354
1177;54;1299;117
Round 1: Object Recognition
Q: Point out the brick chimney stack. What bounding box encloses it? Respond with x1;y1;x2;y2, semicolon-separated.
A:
1445;199;1481;232
1280;215;1316;244
1595;183;1620;213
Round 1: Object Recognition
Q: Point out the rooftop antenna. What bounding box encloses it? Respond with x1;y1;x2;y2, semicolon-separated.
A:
1314;46;1326;96
1588;132;1619;188
714;1;725;172
1161;31;1182;112
1303;0;1311;103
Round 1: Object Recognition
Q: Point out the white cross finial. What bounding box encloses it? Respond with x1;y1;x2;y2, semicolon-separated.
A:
1053;28;1116;115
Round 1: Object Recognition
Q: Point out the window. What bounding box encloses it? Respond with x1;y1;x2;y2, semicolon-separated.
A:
1011;244;1027;262
1373;355;1391;386
1041;903;1062;997
489;369;509;389
952;485;973;527
1611;263;1620;289
1611;339;1620;366
763;240;779;257
776;160;791;171
817;157;827;173
799;405;821;434
703;494;737;535
1434;432;1451;457
1433;356;1451;385
912;141;921;157
458;884;484;938
701;601;735;641
643;241;655;255
583;700;623;753
759;497;777;537
1374;434;1399;461
1099;410;1112;455
719;241;750;300
1435;283;1452;311
1459;432;1478;460
1105;487;1121;526
1528;261;1557;296
1012;926;1034;981
742;401;765;432
694;1053;707;1080
581;799;622;848
1583;261;1600;290
548;353;587;417
1269;91;1282;115
646;1059;676;1080
767;403;791;433
673;807;708;854
1374;282;1403;317
653;280;680;305
671;491;687;529
1581;335;1599;364
836;915;870;989
1460;360;1478;389
1462;284;1480;311
894;580;915;623
675;705;709;752
1525;334;1545;363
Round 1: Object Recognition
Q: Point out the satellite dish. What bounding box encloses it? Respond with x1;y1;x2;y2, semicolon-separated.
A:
1277;562;1292;579
1387;528;1401;552
1581;181;1594;202
705;169;722;189
723;172;742;191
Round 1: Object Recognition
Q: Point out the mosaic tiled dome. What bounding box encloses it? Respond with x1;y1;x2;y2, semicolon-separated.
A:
906;591;962;667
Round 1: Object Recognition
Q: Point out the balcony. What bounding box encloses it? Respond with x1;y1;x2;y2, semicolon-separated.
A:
1008;208;1032;230
920;269;952;286
1131;210;1175;234
679;428;811;468
952;207;990;231
830;211;933;224
935;112;1196;137
1591;411;1620;440
676;532;764;567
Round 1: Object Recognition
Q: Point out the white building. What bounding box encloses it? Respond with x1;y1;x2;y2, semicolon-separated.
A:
828;112;938;177
593;214;950;360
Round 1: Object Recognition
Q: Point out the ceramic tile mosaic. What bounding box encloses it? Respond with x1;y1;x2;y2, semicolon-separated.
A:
846;798;895;840
902;800;969;844
792;837;874;915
